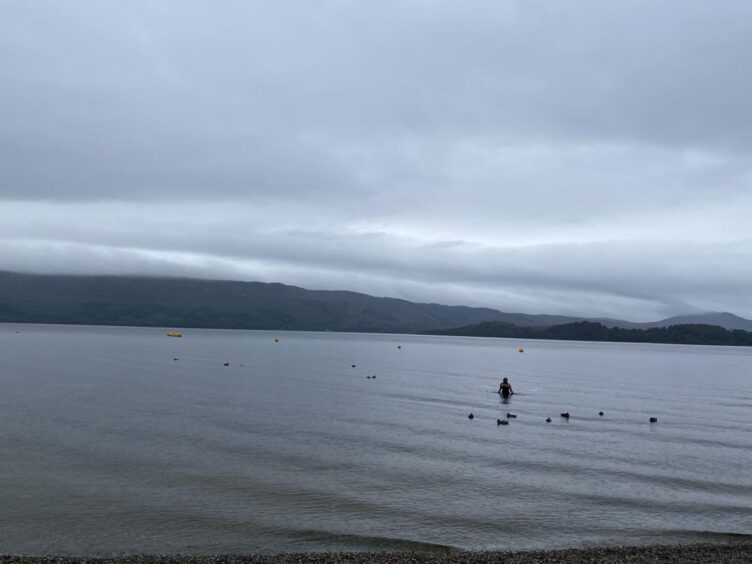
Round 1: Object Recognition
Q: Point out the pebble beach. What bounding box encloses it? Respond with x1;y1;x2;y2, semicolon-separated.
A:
3;544;752;564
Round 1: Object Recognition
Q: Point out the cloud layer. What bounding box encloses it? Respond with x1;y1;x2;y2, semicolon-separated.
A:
1;1;750;320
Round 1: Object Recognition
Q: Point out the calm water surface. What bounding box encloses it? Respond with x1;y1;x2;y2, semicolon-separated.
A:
1;324;750;554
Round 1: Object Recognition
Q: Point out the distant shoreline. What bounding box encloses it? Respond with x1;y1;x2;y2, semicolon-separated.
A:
425;320;752;347
3;543;752;563
2;320;751;347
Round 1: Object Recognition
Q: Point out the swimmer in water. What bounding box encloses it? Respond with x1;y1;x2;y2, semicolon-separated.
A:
498;377;514;398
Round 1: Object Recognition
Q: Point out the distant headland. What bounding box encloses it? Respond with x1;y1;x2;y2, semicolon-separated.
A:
424;320;752;347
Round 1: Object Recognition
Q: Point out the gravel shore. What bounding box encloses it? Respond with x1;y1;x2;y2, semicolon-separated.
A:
3;544;752;564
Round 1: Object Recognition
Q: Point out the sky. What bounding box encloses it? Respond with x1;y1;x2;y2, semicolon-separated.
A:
1;1;750;321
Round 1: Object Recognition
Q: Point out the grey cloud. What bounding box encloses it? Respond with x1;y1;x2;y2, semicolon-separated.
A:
0;1;750;321
3;1;752;202
1;201;749;319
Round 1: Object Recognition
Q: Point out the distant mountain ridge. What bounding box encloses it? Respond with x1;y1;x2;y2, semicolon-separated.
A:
0;271;749;333
593;312;752;331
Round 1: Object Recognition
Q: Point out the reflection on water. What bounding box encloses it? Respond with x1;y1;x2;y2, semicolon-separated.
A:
0;323;751;554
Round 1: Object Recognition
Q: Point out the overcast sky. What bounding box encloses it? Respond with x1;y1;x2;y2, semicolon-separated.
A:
1;1;750;320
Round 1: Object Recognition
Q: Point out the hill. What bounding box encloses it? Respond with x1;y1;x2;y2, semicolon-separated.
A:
0;271;539;333
594;312;752;332
0;271;749;335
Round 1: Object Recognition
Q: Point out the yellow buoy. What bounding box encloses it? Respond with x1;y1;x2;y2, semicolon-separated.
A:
167;332;182;338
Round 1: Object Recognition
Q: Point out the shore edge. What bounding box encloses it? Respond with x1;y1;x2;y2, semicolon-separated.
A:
3;543;752;564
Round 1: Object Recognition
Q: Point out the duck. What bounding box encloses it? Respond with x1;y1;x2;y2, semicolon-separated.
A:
598;411;604;416
506;413;517;418
468;413;474;420
649;417;658;423
223;362;229;366
561;412;570;419
497;419;509;425
546;417;552;423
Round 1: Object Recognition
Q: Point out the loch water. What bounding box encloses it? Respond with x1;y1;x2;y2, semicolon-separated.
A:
1;324;750;554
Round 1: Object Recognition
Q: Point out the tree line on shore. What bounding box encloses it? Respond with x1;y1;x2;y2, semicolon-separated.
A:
425;320;752;346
